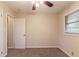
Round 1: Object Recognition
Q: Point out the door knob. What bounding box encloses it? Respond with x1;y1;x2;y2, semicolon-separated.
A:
24;34;26;36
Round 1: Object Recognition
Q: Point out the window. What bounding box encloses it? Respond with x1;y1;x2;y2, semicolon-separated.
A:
65;10;79;33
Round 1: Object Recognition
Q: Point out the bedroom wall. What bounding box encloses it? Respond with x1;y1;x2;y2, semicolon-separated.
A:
58;1;79;56
26;13;59;48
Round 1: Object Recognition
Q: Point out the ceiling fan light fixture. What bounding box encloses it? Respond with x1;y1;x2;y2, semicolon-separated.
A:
35;1;40;7
32;1;53;10
32;1;35;4
32;1;40;7
39;1;43;3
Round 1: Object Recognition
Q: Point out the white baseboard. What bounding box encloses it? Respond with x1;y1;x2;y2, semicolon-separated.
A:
8;47;26;49
26;46;58;48
59;47;72;57
8;46;58;50
8;47;14;49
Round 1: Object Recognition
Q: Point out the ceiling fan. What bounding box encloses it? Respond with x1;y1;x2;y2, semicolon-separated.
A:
32;1;53;10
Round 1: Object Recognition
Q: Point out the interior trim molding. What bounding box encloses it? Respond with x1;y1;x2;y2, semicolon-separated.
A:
26;46;58;48
8;47;14;49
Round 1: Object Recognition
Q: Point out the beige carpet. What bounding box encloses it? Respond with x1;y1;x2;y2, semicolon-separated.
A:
6;48;68;57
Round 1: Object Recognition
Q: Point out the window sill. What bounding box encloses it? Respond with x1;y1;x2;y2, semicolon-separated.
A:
64;31;79;34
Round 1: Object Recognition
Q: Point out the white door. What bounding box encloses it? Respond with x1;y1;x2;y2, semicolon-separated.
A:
13;18;26;49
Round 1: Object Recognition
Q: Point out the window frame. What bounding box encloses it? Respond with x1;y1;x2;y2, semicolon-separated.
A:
65;10;79;33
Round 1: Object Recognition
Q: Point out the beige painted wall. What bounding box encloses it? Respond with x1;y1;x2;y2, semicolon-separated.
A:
59;1;79;56
26;13;59;48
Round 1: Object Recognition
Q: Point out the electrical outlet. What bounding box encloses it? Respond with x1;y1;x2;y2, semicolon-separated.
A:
71;52;74;56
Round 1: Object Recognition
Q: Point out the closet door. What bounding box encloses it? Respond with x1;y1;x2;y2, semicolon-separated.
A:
13;18;26;49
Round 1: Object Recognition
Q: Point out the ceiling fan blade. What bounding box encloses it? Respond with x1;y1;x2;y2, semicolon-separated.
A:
43;1;53;7
32;4;36;10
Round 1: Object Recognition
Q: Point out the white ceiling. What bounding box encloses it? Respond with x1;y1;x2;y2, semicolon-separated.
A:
2;1;73;14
